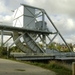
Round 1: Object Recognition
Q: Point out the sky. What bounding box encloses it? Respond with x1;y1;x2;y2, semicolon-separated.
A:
0;0;75;44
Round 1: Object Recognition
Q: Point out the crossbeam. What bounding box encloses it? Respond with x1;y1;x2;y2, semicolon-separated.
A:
0;25;52;34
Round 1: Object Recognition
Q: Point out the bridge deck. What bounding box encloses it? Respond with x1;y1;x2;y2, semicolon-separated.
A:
11;52;75;61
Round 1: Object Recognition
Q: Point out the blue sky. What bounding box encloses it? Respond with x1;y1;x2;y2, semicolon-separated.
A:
0;0;75;44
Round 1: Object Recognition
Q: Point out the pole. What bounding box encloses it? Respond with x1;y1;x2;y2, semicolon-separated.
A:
1;30;3;50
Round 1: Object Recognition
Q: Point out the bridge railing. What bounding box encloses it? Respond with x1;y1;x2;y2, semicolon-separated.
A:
10;52;54;57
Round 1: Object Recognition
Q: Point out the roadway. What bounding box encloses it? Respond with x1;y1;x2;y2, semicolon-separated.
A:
0;58;56;75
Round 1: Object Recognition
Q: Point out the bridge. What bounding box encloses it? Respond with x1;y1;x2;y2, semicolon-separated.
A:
10;51;75;61
0;4;75;61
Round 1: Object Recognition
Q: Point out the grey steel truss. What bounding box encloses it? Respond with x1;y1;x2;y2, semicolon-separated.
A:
0;4;72;55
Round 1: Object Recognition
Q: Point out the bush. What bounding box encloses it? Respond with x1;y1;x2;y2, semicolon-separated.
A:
48;61;72;75
27;60;72;75
0;47;7;57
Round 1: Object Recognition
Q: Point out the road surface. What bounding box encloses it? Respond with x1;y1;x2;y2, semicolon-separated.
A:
0;58;56;75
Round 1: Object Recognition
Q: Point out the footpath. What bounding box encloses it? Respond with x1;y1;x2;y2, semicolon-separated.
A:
0;58;56;75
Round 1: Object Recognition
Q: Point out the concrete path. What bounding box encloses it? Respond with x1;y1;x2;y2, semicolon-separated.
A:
0;58;56;75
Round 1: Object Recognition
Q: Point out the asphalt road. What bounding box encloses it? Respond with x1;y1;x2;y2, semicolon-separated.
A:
0;58;56;75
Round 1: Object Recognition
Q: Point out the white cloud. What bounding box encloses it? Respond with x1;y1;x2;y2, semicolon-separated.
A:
4;15;13;22
66;19;74;31
0;15;13;26
25;0;34;4
65;35;75;44
0;0;8;14
25;0;75;17
50;15;75;35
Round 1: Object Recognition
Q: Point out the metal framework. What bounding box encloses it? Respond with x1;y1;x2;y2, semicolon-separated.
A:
0;4;73;56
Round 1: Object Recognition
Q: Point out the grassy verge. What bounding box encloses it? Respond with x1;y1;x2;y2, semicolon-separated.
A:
25;60;72;75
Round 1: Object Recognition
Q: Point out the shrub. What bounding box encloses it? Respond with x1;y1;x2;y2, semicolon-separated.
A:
27;60;72;75
0;47;7;57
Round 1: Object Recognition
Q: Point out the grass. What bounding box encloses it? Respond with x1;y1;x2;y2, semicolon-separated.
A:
25;60;72;75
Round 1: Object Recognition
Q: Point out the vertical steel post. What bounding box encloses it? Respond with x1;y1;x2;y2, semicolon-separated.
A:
43;35;46;50
1;30;3;49
7;45;10;58
42;9;44;30
42;10;46;50
72;62;75;75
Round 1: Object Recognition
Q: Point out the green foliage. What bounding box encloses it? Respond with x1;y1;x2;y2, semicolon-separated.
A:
0;47;7;57
10;46;22;52
26;61;72;75
0;46;22;58
48;61;72;75
38;43;43;48
56;45;61;51
48;43;55;49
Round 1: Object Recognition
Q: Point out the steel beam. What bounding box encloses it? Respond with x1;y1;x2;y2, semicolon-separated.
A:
48;33;58;46
42;9;45;30
0;31;12;35
44;10;72;52
9;33;25;48
0;25;52;34
3;36;12;46
21;4;43;10
1;30;3;48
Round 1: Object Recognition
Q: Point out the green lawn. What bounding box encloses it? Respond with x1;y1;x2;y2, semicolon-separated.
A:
25;60;72;75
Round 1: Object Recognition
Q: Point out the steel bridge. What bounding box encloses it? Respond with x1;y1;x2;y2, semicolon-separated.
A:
0;4;75;60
